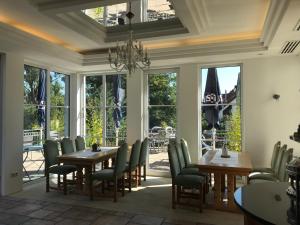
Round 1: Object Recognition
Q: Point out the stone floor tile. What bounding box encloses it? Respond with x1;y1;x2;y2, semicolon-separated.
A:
28;209;53;219
91;214;130;225
6;203;42;215
63;208;100;221
130;214;164;225
0;212;30;225
43;203;72;212
22;218;55;225
56;218;91;225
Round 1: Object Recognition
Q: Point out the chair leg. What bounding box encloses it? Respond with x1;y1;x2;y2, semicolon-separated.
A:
129;172;132;192
177;185;181;204
114;177;118;202
172;184;176;209
46;173;50;192
199;184;203;213
63;174;67;195
135;169;138;188
122;176;125;197
138;166;142;185
57;174;61;189
143;165;146;181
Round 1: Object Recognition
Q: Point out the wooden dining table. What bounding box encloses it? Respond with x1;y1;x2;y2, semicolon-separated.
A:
57;146;119;192
197;149;253;211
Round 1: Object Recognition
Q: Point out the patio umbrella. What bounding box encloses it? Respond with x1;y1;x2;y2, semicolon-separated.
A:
203;67;222;129
113;75;124;128
37;69;46;128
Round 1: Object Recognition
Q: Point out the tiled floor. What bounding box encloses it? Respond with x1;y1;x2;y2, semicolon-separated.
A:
11;177;243;225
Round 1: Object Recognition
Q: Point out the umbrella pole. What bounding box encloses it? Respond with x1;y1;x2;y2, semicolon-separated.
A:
116;128;119;146
212;127;216;151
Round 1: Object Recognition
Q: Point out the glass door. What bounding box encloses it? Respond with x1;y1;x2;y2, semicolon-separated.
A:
145;70;177;176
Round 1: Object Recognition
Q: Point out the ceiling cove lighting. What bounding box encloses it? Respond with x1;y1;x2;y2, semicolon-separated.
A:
108;2;151;75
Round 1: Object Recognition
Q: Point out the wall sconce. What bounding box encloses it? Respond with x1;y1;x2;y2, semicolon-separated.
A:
273;94;280;100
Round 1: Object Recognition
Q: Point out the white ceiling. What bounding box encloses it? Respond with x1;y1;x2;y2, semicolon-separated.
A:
0;0;299;72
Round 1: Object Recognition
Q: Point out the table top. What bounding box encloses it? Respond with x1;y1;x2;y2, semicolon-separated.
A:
197;150;252;173
57;146;119;162
234;182;292;225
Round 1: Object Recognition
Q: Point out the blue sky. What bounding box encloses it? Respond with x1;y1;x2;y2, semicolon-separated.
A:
201;66;240;98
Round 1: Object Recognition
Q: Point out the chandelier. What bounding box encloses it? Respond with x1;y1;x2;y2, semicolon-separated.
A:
108;2;151;75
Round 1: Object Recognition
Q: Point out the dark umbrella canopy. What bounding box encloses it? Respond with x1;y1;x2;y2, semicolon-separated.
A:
203;67;222;129
37;69;46;128
113;75;123;128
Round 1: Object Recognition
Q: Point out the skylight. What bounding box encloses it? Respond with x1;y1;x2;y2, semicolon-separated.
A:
82;0;176;27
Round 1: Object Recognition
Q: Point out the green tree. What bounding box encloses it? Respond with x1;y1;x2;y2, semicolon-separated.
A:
148;72;176;129
225;107;241;152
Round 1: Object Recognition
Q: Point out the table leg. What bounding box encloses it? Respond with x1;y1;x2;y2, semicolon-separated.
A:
84;165;93;194
227;174;235;210
76;166;83;191
214;173;222;209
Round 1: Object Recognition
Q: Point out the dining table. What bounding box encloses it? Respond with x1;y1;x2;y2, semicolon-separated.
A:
57;146;119;192
197;149;253;211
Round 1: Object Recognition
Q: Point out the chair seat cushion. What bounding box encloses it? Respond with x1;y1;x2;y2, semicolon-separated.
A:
91;169;114;181
48;165;77;174
251;167;273;173
248;173;278;181
180;167;208;177
175;174;205;187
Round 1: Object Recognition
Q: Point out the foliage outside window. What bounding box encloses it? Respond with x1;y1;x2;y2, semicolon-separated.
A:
85;75;127;147
50;72;70;139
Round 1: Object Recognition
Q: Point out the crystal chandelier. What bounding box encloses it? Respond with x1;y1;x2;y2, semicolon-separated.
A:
108;2;151;75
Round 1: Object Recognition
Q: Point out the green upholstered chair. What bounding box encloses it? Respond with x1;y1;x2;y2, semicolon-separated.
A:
176;141;207;177
61;138;75;154
75;136;85;151
125;140;141;192
168;141;205;212
138;138;149;185
251;141;281;174
89;143;128;202
44;140;77;195
249;146;293;183
249;144;286;181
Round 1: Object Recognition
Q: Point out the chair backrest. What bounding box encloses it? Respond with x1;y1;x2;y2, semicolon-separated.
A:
113;143;128;178
271;141;281;170
181;138;191;166
44;140;59;169
175;141;186;170
75;136;85;151
274;144;287;176
128;140;141;171
139;138;149;166
278;148;293;182
61;138;75;155
167;140;181;179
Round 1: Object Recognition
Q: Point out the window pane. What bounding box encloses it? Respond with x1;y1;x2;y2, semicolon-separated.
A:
50;107;70;139
201;66;241;152
50;72;70;106
106;107;127;145
147;0;175;22
24;105;43;132
86;76;103;107
85;107;103;147
149;106;176;129
24;65;41;105
106;74;127;106
149;72;176;106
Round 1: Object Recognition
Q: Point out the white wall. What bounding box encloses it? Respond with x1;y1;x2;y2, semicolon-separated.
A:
243;55;300;167
126;70;144;145
177;64;201;163
0;53;24;195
